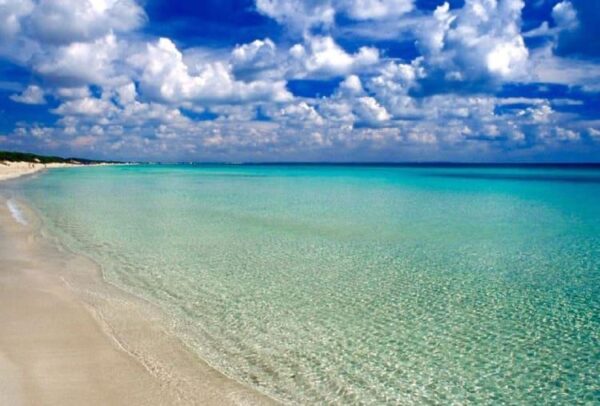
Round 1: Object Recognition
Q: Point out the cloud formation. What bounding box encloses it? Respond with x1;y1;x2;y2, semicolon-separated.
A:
131;38;291;104
10;85;46;104
289;36;379;78
0;0;598;162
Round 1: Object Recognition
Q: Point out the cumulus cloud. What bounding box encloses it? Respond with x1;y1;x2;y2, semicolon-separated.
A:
255;0;414;33
339;0;414;20
417;0;529;82
289;36;379;78
55;86;91;99
0;0;34;39
524;1;578;40
232;38;277;69
52;96;116;116
552;1;578;31
0;0;145;70
338;75;364;96
255;0;336;33
274;102;325;127
365;60;423;118
33;34;122;86
354;97;391;125
28;0;146;45
0;0;597;161
131;37;292;104
10;84;46;104
231;38;281;80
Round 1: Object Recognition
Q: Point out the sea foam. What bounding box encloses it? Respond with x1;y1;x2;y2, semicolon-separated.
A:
7;199;27;225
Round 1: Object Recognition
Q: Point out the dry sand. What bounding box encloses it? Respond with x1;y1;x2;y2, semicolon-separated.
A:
0;161;79;182
0;180;275;404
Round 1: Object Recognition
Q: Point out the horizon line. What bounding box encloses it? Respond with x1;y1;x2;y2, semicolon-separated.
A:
142;161;600;167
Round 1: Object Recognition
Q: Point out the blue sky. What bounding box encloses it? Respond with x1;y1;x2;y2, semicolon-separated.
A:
0;0;598;162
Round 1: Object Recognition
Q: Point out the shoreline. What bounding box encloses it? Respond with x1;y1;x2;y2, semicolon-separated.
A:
0;161;81;182
0;161;127;182
0;177;276;404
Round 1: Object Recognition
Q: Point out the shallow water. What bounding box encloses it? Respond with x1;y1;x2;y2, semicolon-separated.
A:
7;164;600;404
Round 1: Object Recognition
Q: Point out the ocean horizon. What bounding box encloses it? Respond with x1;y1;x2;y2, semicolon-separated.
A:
4;163;599;404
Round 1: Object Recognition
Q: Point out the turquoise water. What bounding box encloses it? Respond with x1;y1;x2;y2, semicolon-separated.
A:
8;165;600;404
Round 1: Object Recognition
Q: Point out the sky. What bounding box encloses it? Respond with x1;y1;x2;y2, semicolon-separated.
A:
0;0;599;162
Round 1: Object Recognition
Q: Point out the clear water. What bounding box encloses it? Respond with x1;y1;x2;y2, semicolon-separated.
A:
8;165;600;404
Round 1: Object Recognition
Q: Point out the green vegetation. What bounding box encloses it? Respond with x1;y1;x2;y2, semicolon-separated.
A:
0;150;120;165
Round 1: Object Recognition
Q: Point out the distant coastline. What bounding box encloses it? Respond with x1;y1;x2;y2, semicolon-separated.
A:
0;150;129;182
0;150;124;165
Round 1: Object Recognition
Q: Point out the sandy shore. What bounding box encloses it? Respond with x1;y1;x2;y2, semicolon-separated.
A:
0;186;275;404
0;161;80;182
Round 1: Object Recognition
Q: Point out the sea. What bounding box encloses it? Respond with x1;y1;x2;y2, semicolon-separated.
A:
4;164;599;404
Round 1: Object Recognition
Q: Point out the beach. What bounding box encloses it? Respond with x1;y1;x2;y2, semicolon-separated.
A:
0;171;274;405
0;161;80;182
1;164;598;404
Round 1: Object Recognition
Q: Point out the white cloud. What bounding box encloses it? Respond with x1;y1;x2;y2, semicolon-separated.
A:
338;75;364;95
10;85;46;104
276;102;325;126
415;2;455;56
55;86;91;99
232;38;277;70
370;60;422;91
289;36;379;77
33;33;122;85
255;0;335;32
520;102;553;123
339;0;414;20
53;96;116;116
523;21;551;38
119;102;190;127
417;0;529;81
0;0;34;39
552;1;578;31
555;127;579;141
366;60;423;117
131;38;292;104
530;46;600;86
0;0;596;161
524;1;578;39
0;1;145;86
486;40;528;77
230;38;282;80
115;82;137;106
255;0;414;34
28;0;146;45
354;97;391;124
318;99;356;124
588;128;600;139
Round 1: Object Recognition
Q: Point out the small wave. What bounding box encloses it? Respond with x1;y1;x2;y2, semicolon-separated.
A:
7;199;27;225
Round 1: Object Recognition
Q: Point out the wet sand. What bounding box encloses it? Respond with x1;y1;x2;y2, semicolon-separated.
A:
0;191;275;405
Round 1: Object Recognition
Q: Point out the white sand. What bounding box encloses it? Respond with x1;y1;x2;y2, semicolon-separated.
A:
0;161;78;182
0;182;275;405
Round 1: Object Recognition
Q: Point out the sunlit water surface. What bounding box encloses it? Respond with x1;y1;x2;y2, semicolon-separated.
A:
8;164;600;404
